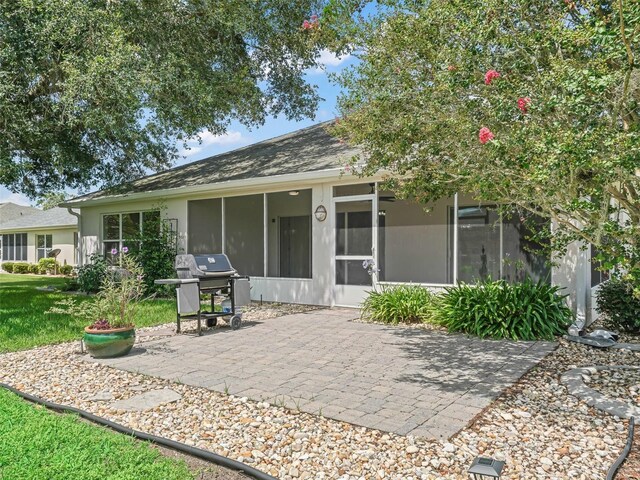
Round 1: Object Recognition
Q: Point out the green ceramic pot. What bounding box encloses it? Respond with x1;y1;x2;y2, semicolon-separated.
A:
84;326;135;359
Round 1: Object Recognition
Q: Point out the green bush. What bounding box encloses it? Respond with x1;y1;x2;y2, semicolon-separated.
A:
596;278;640;332
361;284;438;324
29;264;40;274
77;253;107;293
12;263;31;274
2;262;14;273
435;278;572;340
38;258;60;274
59;264;73;276
132;211;177;296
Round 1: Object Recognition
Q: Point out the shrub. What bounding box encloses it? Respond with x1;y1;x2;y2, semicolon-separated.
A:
77;253;107;293
361;285;438;324
2;262;14;273
59;264;73;276
132;211;177;296
12;263;31;274
436;278;572;340
29;264;40;274
38;258;60;274
596;278;640;333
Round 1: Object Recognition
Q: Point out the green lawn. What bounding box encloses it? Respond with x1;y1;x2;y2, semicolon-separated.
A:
0;388;194;480
0;274;176;352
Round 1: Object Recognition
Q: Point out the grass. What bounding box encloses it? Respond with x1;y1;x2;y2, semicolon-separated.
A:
0;388;194;480
0;274;176;353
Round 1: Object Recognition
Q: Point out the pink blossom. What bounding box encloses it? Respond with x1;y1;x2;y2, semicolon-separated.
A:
447;65;457;71
110;248;118;255
517;97;531;113
478;127;495;144
121;246;129;254
484;69;501;85
302;20;311;29
302;15;319;30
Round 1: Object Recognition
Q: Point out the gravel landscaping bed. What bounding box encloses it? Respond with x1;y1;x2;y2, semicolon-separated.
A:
585;368;640;410
0;320;638;479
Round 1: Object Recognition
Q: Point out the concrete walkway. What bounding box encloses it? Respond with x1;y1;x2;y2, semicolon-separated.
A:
92;308;555;439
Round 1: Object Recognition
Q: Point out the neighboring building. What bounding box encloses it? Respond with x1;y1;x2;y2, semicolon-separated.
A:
63;122;601;320
0;202;39;224
0;207;79;266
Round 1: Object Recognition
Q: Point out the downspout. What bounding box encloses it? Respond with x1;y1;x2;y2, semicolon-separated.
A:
67;208;82;266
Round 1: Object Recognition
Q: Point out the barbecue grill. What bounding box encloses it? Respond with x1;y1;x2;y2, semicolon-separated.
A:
155;254;250;335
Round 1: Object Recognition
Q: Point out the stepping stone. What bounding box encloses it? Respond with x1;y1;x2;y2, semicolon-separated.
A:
111;388;182;411
87;391;113;402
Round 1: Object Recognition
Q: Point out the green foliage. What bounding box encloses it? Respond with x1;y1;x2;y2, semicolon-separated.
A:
29;264;40;274
0;274;175;352
0;0;326;197
37;258;60;274
35;191;67;210
59;264;73;276
132;209;177;296
596;277;640;332
12;263;30;274
327;0;640;284
76;253;107;293
361;285;437;324
435;279;572;340
2;262;14;273
0;389;194;479
50;253;146;328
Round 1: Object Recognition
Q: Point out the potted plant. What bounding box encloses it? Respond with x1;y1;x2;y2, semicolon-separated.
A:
50;247;145;358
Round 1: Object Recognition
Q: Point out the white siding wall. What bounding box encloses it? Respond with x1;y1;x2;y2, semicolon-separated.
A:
0;228;77;266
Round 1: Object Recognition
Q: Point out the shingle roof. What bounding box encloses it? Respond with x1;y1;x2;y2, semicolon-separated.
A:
0;202;39;225
66;121;360;204
0;207;77;230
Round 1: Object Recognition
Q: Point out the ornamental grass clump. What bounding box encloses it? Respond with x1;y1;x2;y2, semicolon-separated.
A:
435;278;572;341
361;284;438;324
49;250;145;330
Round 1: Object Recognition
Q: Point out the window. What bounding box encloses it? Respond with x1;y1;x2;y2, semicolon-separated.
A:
590;244;609;287
37;234;53;261
267;190;312;278
102;211;157;262
1;233;27;261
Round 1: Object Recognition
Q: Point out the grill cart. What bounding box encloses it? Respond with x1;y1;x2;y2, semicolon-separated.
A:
155;254;250;335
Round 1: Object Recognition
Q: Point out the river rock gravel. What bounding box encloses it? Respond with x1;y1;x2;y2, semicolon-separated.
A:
1;320;638;479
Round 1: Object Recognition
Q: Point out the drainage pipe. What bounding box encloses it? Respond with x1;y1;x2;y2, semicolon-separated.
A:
0;383;277;480
607;417;635;480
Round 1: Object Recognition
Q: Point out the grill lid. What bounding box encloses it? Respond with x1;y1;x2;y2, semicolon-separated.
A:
175;254;237;278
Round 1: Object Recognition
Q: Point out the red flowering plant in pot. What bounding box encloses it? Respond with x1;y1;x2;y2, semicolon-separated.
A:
49;248;145;358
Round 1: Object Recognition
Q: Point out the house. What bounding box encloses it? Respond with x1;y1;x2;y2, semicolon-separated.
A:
0;202;40;224
62;122;601;321
0;206;79;266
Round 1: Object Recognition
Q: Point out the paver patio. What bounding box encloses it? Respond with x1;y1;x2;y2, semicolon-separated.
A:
91;308;555;439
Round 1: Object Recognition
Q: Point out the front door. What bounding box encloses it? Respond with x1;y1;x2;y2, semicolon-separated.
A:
333;195;377;306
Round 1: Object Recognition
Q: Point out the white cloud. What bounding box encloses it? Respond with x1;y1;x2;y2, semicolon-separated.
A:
179;130;250;158
0;190;32;206
310;49;352;74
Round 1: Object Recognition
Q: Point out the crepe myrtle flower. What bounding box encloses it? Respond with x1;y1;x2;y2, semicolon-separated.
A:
517;96;531;113
484;69;501;85
478;127;495;144
110;248;118;255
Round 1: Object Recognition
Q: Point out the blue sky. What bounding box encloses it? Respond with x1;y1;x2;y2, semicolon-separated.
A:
0;49;355;206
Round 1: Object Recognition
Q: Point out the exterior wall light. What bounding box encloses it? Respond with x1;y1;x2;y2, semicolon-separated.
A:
314;205;327;222
468;456;504;479
288;190;300;196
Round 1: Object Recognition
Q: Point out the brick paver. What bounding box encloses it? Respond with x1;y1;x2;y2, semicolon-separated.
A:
92;308;555;439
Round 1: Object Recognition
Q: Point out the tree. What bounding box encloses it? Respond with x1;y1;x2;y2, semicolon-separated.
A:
36;191;67;210
327;0;640;283
0;0;325;197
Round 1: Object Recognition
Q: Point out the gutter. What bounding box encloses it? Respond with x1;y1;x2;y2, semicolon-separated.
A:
67;208;82;266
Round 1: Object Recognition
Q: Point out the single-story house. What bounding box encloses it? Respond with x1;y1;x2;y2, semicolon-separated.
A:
0;206;79;266
62;122;602;321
